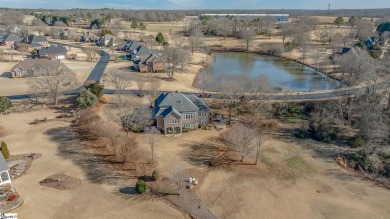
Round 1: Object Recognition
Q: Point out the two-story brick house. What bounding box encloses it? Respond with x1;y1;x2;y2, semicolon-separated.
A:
154;91;210;135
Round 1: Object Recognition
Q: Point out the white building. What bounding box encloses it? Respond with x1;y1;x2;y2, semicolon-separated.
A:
199;14;290;22
0;154;11;186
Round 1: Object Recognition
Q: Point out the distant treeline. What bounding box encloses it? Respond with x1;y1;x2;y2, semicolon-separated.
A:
0;8;390;26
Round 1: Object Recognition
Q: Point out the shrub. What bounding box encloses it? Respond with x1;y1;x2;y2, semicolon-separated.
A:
369;45;382;59
348;150;384;174
7;193;18;202
1;141;10;159
348;135;365;148
85;82;104;98
182;128;190;133
136;180;147;194
312;126;338;143
152;170;160;181
0;96;12;112
295;126;309;139
355;42;366;49
76;88;98;109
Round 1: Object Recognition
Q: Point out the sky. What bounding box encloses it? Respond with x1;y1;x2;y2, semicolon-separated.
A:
0;0;389;10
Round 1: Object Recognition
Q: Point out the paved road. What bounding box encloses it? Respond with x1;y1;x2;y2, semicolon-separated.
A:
84;51;110;84
49;41;111;84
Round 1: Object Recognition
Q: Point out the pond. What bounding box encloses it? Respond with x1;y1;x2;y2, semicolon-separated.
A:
199;52;340;92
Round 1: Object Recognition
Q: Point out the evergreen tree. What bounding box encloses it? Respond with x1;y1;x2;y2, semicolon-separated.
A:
85;82;104;98
156;32;165;45
1;141;10;159
131;21;139;32
0;96;12;113
334;17;344;28
139;22;147;32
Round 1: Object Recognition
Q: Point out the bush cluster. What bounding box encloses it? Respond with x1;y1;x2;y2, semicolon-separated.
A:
348;135;365;148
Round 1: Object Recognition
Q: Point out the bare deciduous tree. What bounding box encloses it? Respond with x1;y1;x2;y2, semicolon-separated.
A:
104;71;131;106
188;29;203;55
82;47;99;62
218;75;247;124
240;29;256;51
145;77;162;107
163;46;184;79
135;77;147;96
247;75;272;117
221;123;262;163
146;126;160;164
28;65;76;105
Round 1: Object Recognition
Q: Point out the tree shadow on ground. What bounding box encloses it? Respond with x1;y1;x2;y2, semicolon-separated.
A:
45;127;131;185
113;187;157;201
180;137;221;167
289;137;350;161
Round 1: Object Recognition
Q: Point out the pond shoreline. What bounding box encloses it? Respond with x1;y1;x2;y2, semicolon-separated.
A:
193;48;341;92
206;47;341;82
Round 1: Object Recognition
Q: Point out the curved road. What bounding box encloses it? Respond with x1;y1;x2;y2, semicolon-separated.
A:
4;48;390;101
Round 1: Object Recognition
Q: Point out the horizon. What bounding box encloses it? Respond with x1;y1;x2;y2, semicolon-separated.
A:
1;0;390;10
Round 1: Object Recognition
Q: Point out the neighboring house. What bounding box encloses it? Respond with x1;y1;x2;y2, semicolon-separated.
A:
123;40;143;52
378;35;389;46
0;35;23;47
59;29;70;40
364;37;379;49
154;91;210;135
24;34;49;48
124;40;165;72
36;44;67;60
80;32;98;42
97;34;117;47
0;154;11;186
135;53;165;72
11;59;61;78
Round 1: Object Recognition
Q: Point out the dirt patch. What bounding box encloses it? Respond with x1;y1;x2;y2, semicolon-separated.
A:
39;174;81;190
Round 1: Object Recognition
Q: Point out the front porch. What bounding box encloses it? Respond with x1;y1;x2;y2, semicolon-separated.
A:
165;127;182;136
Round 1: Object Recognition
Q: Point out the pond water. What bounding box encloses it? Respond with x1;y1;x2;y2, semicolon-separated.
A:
200;52;340;92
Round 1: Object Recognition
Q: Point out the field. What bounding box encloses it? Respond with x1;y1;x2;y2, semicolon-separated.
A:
1;104;390;218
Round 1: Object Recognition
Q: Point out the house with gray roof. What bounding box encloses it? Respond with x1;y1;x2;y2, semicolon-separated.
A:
37;44;67;60
124;40;165;72
0;35;23;47
11;59;61;78
135;53;165;72
0;154;11;186
154;91;210;135
24;34;49;48
97;34;118;47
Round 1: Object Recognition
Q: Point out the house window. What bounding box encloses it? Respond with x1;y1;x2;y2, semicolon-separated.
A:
0;171;9;183
183;123;195;128
199;112;208;117
183;112;196;120
166;119;179;124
